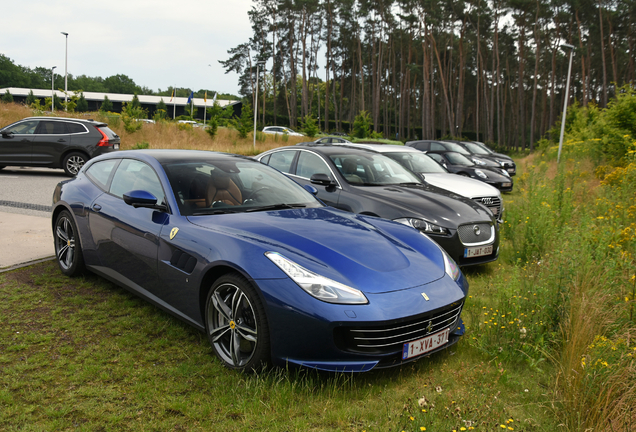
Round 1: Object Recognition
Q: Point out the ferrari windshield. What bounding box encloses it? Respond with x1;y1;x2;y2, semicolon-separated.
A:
162;159;323;216
329;152;423;185
384;152;448;174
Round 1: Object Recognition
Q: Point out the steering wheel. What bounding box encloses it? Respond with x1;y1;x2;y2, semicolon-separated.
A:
243;187;272;202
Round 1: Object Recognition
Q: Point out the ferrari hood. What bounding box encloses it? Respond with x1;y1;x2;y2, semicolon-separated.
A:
188;207;446;293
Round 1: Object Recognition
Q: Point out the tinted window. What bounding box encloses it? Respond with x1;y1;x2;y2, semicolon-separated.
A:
296;151;331;179
66;122;87;134
443;142;471;154
110;159;165;204
427;153;445;164
414;142;430;151
266;150;296;174
445;152;474;165
36;121;67;135
463;142;489;155
430;142;446;151
3;120;39;134
85;159;118;190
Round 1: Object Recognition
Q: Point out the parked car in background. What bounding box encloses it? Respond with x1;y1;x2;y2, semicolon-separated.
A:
262;126;304;137
406;140;512;178
466;141;516;175
52;149;469;372
320;143;504;222
445;140;516;176
297;136;353;145
256;144;500;266
423;151;513;192
0;116;120;176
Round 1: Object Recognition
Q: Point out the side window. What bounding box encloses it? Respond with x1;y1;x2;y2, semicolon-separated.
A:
414;142;429;151
85;159;119;191
110;159;165;204
296;151;331;179
259;154;270;165
428;153;444;164
35;121;68;135
430;143;446;151
266;150;296;174
66;122;87;134
3;120;39;134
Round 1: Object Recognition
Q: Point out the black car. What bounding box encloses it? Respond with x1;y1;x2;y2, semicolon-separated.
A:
445;140;516;176
256;145;500;266
406;140;511;178
424;151;513;192
0;116;120;176
465;141;516;175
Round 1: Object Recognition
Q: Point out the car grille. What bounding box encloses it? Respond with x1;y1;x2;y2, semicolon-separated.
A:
334;301;463;355
457;223;495;245
472;196;502;218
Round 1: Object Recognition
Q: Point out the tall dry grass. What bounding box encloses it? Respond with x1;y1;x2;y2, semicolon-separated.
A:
0;103;307;156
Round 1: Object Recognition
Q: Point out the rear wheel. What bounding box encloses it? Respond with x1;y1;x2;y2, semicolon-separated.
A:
62;152;88;176
54;210;85;276
205;273;270;372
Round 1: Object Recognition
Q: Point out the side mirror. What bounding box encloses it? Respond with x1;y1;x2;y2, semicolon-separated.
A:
1;131;14;138
123;190;167;211
303;184;319;195
310;173;337;187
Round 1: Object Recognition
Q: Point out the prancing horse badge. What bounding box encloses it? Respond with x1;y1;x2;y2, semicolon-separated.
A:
170;227;179;240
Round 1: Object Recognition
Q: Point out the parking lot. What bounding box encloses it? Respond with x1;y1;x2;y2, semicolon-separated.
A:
0;166;65;269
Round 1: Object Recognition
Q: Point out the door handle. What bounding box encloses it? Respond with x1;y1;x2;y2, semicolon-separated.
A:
57;139;67;143
92;203;102;212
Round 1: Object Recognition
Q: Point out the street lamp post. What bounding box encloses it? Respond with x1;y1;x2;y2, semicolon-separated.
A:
557;43;574;163
253;61;266;149
51;66;57;112
61;32;68;111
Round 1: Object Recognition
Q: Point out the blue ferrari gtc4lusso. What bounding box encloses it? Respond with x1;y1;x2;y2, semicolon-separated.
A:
52;150;468;372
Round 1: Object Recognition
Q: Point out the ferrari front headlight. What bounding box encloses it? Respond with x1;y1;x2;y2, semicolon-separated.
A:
265;252;368;304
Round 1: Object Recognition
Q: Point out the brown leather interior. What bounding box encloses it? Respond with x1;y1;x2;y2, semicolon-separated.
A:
206;176;242;206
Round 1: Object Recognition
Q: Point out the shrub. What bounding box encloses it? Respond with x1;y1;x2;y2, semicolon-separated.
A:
352;110;371;139
131;141;150;150
301;115;320;138
2;90;14;103
205;117;219;139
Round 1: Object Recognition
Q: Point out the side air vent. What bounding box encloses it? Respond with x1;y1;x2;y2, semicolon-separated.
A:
170;249;197;274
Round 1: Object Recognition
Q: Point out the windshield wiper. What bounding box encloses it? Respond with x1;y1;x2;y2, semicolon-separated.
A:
245;203;306;212
396;182;423;186
192;208;240;215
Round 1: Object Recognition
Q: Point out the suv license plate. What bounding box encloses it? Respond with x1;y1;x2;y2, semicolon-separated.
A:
403;328;450;360
464;245;493;258
113;143;120;150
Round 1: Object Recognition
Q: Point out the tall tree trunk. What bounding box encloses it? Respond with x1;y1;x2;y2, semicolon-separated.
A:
598;0;608;107
530;2;541;149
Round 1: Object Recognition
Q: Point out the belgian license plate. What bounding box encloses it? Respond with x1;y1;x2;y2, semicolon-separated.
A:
464;245;493;258
114;143;120;150
403;328;450;360
502;182;512;188
507;168;515;173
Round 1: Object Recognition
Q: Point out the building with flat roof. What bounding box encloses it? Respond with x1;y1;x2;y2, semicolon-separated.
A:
0;88;242;119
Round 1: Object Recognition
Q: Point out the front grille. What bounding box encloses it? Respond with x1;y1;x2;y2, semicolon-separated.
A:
472;196;502;217
457;223;494;245
334;302;463;354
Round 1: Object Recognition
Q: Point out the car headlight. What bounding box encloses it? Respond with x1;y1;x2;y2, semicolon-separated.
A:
472;158;486;166
394;217;450;235
500;169;510;177
474;169;488;179
265;252;368;304
496;159;506;166
435;243;460;281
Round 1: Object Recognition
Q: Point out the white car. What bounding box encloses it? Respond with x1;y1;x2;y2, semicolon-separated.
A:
320;142;504;222
262;126;304;137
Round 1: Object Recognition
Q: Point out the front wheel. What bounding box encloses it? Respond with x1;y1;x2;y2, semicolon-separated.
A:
54;210;85;276
62;152;88;176
205;273;270;372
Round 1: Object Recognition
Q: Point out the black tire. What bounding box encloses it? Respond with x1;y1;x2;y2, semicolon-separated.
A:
205;273;270;372
62;152;88;176
54;210;85;276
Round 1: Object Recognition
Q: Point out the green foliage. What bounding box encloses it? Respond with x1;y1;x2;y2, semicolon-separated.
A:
121;101;147;133
100;95;113;112
205;117;219;138
25;90;36;105
153;109;167;122
156;98;167;112
352;110;371;139
230;103;253;139
76;93;88;112
301;114;320;138
131;93;141;109
2;90;14;103
131;141;150;150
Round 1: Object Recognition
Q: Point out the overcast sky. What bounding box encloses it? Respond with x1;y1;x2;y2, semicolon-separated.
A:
2;0;254;95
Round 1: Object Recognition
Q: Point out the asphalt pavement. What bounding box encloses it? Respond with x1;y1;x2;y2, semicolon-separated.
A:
0;166;66;271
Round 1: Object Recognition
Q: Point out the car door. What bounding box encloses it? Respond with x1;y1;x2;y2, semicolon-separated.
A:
289;150;341;207
89;158;169;292
0;119;39;165
32;120;70;166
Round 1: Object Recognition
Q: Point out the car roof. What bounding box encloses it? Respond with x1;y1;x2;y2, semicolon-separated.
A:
97;149;256;165
327;143;420;153
281;144;387;157
21;116;106;126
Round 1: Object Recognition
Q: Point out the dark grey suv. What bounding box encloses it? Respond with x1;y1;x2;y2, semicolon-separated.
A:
0;116;120;176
